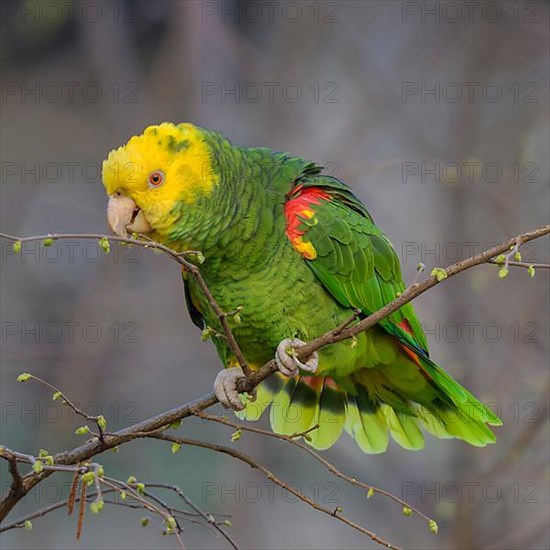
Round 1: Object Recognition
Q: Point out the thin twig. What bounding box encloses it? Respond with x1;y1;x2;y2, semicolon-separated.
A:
146;433;401;550
0;486;228;535
488;259;550;269
0;231;250;377
146;483;239;550
100;477;186;550
195;412;433;524
17;375;106;442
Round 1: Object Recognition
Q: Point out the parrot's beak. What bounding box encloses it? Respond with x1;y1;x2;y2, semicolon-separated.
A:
107;194;152;237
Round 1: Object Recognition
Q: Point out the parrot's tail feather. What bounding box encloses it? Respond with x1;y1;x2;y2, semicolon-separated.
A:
237;355;501;453
345;389;389;453
268;375;347;450
237;374;347;450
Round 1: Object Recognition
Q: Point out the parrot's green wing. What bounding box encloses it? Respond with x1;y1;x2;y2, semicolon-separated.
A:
284;175;428;352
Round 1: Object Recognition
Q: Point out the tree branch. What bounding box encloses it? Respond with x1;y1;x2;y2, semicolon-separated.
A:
1;224;548;547
145;433;400;550
195;411;433;523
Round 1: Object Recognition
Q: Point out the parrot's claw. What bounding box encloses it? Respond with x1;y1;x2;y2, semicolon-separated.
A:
275;338;319;377
214;366;246;411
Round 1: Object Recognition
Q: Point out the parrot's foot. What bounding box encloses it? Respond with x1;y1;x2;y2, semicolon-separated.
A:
214;366;246;411
275;338;319;377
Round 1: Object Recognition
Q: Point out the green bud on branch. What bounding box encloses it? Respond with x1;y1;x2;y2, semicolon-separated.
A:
201;327;216;341
89;499;104;514
165;516;177;529
81;472;95;486
98;237;110;254
195;252;205;264
97;415;107;431
430;267;448;282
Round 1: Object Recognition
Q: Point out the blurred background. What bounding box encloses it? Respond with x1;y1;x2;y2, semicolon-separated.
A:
1;1;549;549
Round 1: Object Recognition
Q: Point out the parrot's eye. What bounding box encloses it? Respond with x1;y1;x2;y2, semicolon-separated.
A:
148;170;165;188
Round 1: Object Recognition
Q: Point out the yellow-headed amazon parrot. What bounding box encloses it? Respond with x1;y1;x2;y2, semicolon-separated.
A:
102;122;501;453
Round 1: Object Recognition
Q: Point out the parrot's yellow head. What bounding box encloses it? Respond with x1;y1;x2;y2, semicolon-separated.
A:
102;122;219;240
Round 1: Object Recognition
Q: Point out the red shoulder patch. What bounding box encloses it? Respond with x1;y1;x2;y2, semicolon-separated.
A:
284;186;330;260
